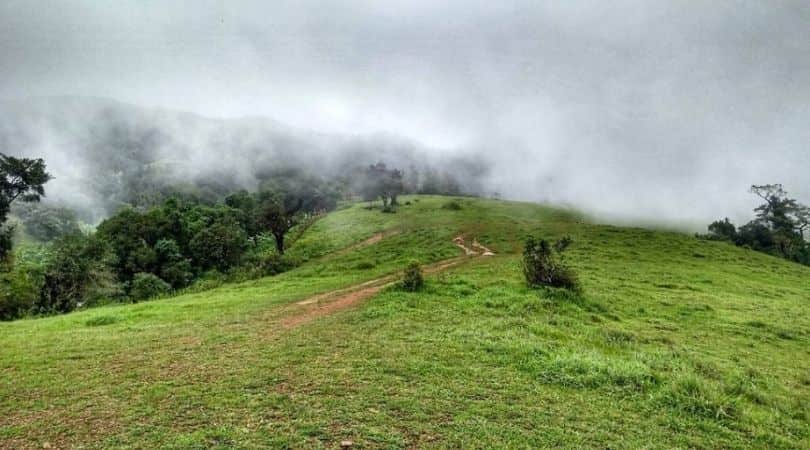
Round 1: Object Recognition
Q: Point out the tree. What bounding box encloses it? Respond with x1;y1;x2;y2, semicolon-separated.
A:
705;184;810;265
255;169;338;254
255;192;300;254
225;190;261;238
707;218;738;242
16;204;81;241
0;154;52;260
750;184;800;234
34;234;109;314
154;238;193;288
188;219;249;270
359;163;405;210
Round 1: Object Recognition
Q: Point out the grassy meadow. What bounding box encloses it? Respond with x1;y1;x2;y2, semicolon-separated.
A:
1;196;808;448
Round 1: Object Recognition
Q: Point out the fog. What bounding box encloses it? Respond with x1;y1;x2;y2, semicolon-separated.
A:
1;0;809;228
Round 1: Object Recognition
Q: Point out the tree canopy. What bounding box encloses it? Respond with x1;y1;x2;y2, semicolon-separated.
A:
0;154;52;261
705;184;810;265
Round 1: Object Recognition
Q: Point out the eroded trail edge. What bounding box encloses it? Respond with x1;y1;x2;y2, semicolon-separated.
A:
281;235;494;328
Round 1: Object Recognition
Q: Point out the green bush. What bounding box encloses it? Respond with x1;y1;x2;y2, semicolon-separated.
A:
0;269;38;320
401;261;424;292
260;253;300;276
522;235;578;290
441;200;463;210
355;260;375;270
129;272;171;301
85;315;121;327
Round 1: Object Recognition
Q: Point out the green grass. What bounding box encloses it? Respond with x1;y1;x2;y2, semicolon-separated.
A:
1;195;808;448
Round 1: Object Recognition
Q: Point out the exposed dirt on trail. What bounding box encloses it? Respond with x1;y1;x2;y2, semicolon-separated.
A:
281;235;493;329
331;229;401;257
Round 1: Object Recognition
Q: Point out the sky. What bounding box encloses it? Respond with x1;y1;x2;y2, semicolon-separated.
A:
1;0;809;226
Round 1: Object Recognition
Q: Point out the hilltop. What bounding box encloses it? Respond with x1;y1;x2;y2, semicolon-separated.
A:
0;97;487;222
0;196;808;448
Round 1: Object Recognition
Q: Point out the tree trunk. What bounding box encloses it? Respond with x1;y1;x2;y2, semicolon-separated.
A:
274;232;285;254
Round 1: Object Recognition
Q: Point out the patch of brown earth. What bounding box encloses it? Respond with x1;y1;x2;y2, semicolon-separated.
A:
333;229;401;257
282;284;387;328
471;239;495;256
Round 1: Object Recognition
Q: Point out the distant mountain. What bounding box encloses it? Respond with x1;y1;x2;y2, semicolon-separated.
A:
0;96;487;222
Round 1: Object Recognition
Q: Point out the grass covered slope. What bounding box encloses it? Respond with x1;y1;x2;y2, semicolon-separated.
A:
1;196;808;449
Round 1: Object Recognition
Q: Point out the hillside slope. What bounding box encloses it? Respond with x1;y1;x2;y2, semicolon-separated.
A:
1;196;808;449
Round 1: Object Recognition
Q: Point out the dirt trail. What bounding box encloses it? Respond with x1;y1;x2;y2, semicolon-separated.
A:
281;235;493;329
330;229;401;258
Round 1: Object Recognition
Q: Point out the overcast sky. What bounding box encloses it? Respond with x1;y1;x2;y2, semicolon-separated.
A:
1;0;808;226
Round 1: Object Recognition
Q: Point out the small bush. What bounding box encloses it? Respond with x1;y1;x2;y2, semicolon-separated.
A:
401;261;424;292
85;315;121;327
258;253;299;276
522;235;578;290
355;260;375;270
441;200;463;210
129;272;171;301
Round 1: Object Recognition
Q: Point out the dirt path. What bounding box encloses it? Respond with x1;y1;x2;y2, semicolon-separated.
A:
281;235;493;329
331;229;401;257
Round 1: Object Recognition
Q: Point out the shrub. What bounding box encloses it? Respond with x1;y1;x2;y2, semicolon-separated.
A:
129;272;171;301
85;315;121;327
257;253;299;276
522;235;578;290
0;269;38;320
355;260;375;270
401;261;424;292
441;200;463;210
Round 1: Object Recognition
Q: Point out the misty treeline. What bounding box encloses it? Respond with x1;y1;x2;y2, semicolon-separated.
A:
702;184;810;266
0;151;464;320
0;97;486;223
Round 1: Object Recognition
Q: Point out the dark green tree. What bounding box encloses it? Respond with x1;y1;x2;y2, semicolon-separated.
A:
188;219;249;270
0;154;52;260
34;234;109;314
255;170;338;253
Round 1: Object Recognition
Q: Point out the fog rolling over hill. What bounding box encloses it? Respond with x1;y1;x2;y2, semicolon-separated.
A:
0;96;488;222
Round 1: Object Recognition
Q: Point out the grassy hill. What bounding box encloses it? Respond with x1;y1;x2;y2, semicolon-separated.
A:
1;196;808;449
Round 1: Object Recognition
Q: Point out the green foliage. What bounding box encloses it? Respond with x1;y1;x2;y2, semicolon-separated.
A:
705;184;810;265
706;217;737;242
188;220;248;271
0;267;38;320
15;204;81;241
34;234;111;314
401;261;424;292
129;272;171;301
441;200;463;210
522;235;578;290
154;239;193;288
0;153;52;260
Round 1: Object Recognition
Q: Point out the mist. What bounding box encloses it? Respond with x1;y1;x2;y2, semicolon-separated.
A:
1;0;809;228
